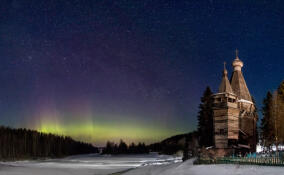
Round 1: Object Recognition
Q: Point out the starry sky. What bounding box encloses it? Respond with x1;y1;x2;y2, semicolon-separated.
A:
0;0;283;146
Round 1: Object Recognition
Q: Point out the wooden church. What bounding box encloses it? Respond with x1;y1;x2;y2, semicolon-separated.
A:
212;50;257;156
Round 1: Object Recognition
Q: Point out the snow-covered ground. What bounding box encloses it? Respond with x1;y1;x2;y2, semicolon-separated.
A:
125;159;284;175
0;153;181;175
1;154;284;175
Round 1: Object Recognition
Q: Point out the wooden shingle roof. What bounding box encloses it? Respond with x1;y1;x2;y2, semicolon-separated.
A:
230;59;252;102
219;69;234;94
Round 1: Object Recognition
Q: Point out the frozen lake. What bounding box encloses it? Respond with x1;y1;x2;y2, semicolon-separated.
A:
0;153;182;175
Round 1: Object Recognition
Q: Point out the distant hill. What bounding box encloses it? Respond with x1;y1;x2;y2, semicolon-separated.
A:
161;133;188;145
148;131;199;155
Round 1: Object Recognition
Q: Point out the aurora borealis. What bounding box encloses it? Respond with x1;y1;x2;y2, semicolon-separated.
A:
0;1;284;146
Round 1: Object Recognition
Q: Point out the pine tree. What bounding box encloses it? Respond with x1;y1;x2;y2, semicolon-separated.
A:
182;135;189;161
118;140;128;154
278;80;284;98
197;86;214;147
277;81;284;143
251;96;259;149
261;91;275;149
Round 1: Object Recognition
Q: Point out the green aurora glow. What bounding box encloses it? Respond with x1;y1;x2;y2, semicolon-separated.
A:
36;119;187;146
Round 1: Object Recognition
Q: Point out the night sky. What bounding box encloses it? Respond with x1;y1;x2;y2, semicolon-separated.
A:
0;0;283;146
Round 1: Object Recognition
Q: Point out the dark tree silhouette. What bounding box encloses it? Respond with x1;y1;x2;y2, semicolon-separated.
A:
0;126;98;160
251;96;259;149
260;91;275;148
278;80;284;98
118;139;128;153
197;86;214;147
277;81;284;144
102;140;149;154
182;135;189;161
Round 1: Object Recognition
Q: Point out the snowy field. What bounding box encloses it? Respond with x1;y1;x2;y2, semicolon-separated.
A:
1;154;284;175
125;159;284;175
0;153;181;175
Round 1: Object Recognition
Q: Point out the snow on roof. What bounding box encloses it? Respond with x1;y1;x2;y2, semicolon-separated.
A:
213;92;237;96
237;99;253;104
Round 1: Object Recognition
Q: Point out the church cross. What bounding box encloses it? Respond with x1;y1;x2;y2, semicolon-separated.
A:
235;49;239;57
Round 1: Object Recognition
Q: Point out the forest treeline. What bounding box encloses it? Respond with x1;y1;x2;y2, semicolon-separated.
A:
103;140;149;154
261;80;284;149
0;126;98;160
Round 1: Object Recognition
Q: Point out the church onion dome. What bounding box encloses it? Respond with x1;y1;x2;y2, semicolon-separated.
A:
218;62;234;94
232;50;244;71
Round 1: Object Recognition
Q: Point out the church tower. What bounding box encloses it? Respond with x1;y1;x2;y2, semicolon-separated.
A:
230;50;257;152
212;63;239;150
212;50;257;156
230;50;252;102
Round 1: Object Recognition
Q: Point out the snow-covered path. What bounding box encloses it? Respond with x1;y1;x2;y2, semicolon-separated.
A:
0;153;181;175
124;159;284;175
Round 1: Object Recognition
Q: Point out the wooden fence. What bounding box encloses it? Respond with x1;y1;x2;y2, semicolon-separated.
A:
195;156;284;166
